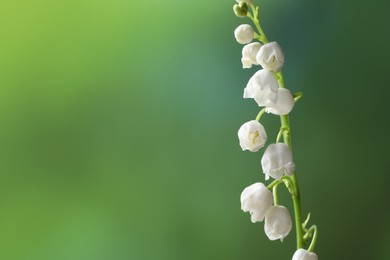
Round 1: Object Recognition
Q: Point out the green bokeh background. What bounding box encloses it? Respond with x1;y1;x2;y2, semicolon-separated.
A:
0;0;389;259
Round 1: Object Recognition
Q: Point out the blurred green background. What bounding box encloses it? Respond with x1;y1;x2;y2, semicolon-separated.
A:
0;0;389;259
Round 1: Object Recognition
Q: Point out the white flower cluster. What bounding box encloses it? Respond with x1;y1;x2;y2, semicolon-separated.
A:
240;183;292;241
233;6;318;259
238;124;295;180
238;127;295;240
234;24;295;116
235;21;301;255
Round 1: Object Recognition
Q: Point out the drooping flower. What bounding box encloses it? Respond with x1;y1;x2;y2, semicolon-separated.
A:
261;143;295;180
292;249;319;260
264;205;292;241
240;182;273;223
266;88;295;115
238;120;267;152
241;42;262;69
256;42;285;72
234;24;254;44
243;69;279;106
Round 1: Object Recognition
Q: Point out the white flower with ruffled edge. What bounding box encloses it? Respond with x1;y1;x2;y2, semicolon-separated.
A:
238;120;267;152
243;69;279;106
256;42;285;72
234;24;254;44
241;42;262;69
292;249;318;260
266;88;295;115
264;205;292;241
240;182;273;223
261;143;295;180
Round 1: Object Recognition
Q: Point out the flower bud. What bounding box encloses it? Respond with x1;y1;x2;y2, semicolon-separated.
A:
256;42;285;72
261;143;295;180
243;69;279;106
234;24;254;44
233;2;248;18
292;249;318;260
238;120;267;152
266;88;295;115
241;42;262;69
264;205;292;241
240;182;273;223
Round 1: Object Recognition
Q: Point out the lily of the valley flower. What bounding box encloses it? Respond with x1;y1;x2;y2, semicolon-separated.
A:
292;249;319;260
256;42;285;72
243;69;279;106
261;143;295;180
242;42;262;69
264;205;292;241
240;182;273;223
234;24;254;44
266;88;295;115
238;120;267;152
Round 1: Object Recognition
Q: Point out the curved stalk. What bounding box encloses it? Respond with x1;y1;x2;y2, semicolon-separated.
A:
307;225;318;252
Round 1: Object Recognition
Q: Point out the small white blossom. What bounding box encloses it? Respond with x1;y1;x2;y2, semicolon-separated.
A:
264;205;292;241
238;120;267;152
243;69;279;106
261;143;295;180
241;42;262;69
236;0;253;3
240;182;273;223
292;249;319;260
266;88;295;115
256;42;285;72
234;24;254;44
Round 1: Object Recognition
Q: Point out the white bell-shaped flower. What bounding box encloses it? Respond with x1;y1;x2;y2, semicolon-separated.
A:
266;88;295;115
241;42;262;69
238;120;267;152
261;143;295;180
292;249;318;260
243;69;279;106
234;24;254;44
240;182;273;223
256;42;285;72
264;205;292;241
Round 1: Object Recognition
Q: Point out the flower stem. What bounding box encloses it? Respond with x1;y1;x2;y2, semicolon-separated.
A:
256;107;266;122
279;74;305;249
248;4;269;44
273;184;279;205
308;225;318;252
302;213;311;231
267;179;280;190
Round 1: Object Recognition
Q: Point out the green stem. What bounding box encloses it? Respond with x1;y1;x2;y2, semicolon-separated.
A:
302;213;311;231
279;74;304;249
248;4;269;44
293;92;303;102
307;225;318;252
256;107;266;122
273;184;279;205
276;128;284;143
267;179;280;190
